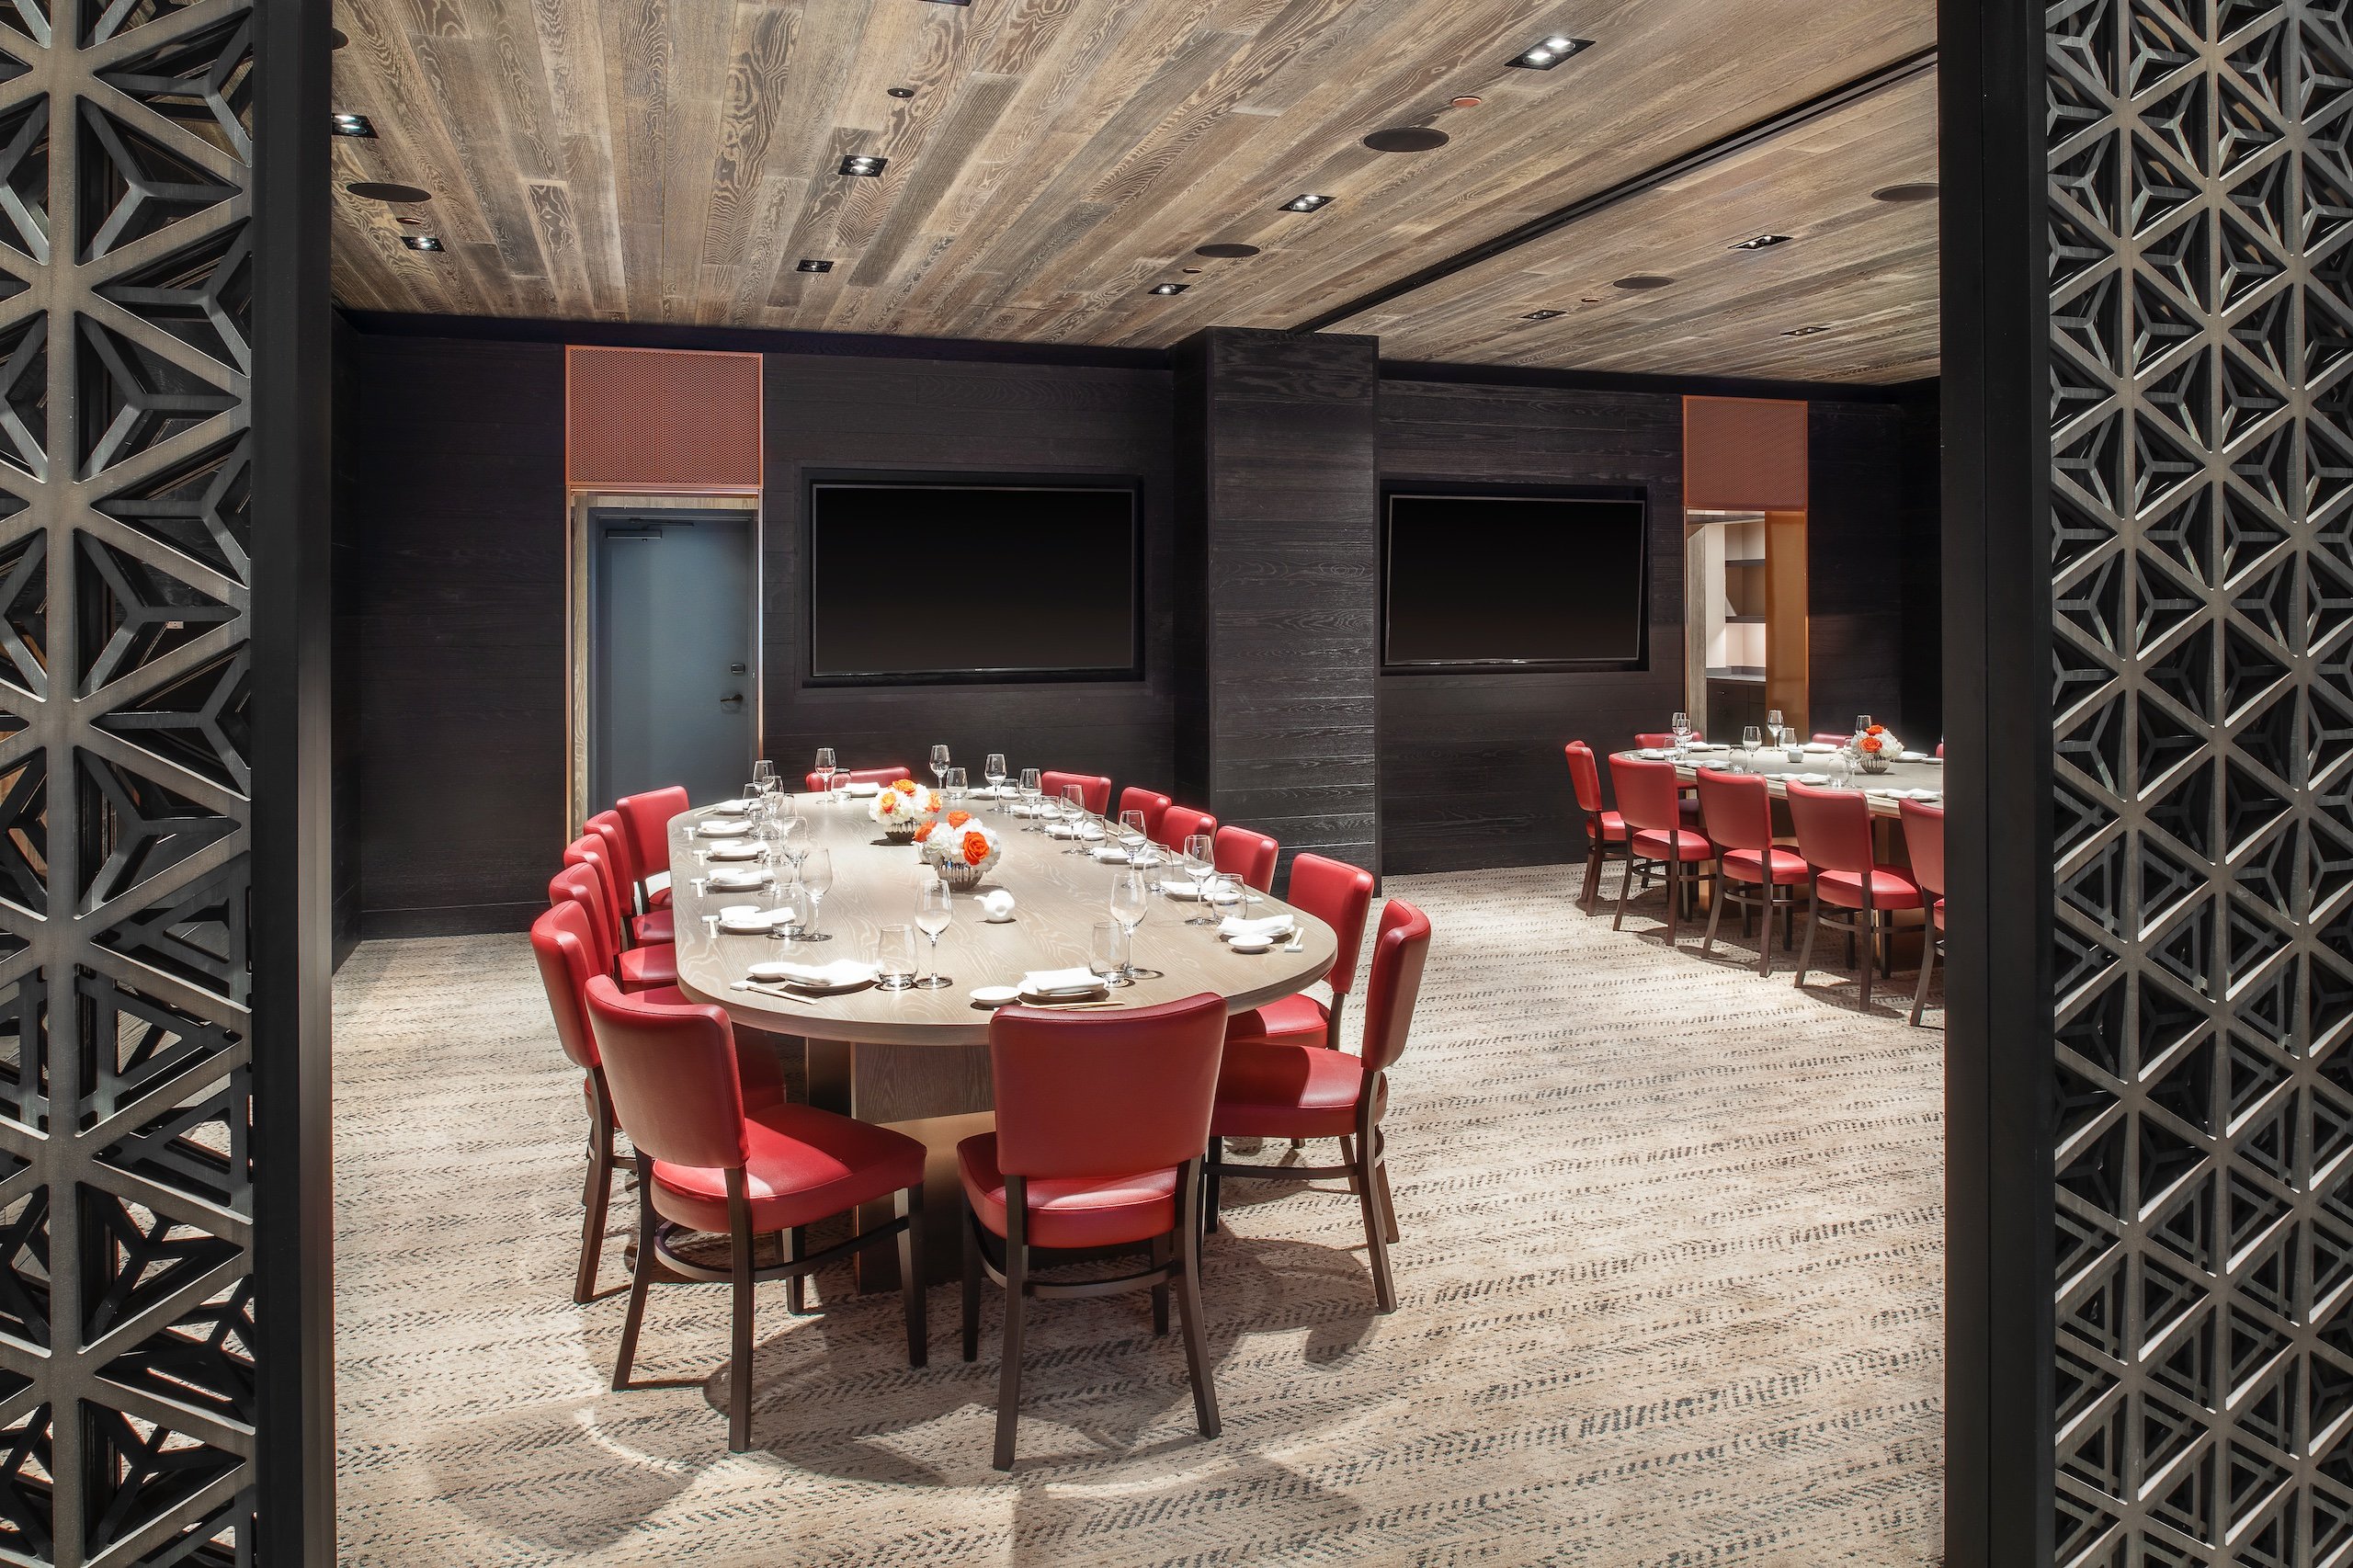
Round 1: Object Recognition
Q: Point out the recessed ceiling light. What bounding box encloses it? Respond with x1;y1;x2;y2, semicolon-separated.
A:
1195;243;1260;258
1730;233;1790;250
401;235;443;253
347;180;430;203
329;26;347;48
1872;182;1938;202
839;153;888;176
1450;96;1483;108
887;86;916;98
1613;274;1675;290
1783;324;1834;336
796;258;834;273
1509;34;1592;69
396;214;427;227
921;0;972;6
330;111;376;138
1148;282;1189;296
1521;309;1564;321
1279;193;1334;213
1363;126;1449;153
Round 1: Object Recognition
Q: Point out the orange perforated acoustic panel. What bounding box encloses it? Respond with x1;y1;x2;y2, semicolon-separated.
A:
566;346;762;492
1683;395;1808;512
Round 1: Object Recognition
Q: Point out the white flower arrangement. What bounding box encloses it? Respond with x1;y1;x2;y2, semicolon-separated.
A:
918;812;1002;879
1852;724;1904;759
869;778;939;831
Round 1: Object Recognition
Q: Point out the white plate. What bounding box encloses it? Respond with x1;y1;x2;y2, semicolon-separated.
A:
1787;773;1832;786
1802;743;1841;754
971;984;1021;1007
698;821;753;837
708;801;751;815
1021;983;1109;1003
1897;751;1933;763
847;782;881;797
747;959;878;991
707;869;769;890
708;842;765;861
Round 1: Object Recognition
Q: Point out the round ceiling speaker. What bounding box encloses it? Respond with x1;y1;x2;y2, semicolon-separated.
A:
1612;274;1675;290
1362;126;1449;153
347;181;431;203
1872;182;1939;202
1195;243;1260;259
329;26;348;48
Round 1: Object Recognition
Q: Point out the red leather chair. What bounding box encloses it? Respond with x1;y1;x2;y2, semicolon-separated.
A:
1224;853;1375;1051
959;993;1226;1470
1208;899;1431;1314
1608;756;1716;945
1157;804;1219;853
1631;736;1707;825
531;902;632;1304
1212;824;1278;892
585;977;926;1451
588;810;671;944
549;865;678;993
1039;771;1111;816
1811;733;1853;746
1695;768;1808;976
616;787;688;911
1633;730;1702;748
1117;786;1172;840
1786;782;1926;1010
1902;800;1946;1026
563;835;671;956
801;765;912;792
1565;742;1630;914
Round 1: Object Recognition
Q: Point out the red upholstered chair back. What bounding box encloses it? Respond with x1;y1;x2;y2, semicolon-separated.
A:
616;787;688;889
562;836;627;930
1786;782;1877;873
1902;801;1947;902
1694;768;1772;852
1117;787;1172;838
530;901;604;1071
1938;742;1946;758
549;864;620;971
585;810;638;893
1811;733;1852;746
801;765;912;791
1213;825;1279;892
989;993;1226;1179
1040;771;1111;815
1286;853;1376;995
1608;756;1685;835
1158;804;1218;851
1358;900;1433;1074
1564;742;1606;814
584;976;746;1171
1635;731;1700;748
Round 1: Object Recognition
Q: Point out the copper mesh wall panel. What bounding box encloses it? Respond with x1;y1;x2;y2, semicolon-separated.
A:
1684;396;1809;511
566;347;762;491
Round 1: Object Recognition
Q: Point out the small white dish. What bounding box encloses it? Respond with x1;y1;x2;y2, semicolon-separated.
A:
1227;938;1272;954
983;912;1017;924
971;984;1021;1007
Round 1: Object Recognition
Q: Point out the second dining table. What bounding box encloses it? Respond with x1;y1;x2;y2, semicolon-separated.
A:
666;786;1340;1285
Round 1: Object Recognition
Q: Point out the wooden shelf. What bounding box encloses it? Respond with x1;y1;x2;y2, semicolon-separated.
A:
1724;557;1767;568
1723;614;1766;625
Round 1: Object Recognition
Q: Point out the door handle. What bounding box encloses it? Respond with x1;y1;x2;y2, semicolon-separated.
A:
720;693;745;712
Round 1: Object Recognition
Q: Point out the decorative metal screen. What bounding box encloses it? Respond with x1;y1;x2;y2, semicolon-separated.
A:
0;2;259;1562
2049;0;2353;1561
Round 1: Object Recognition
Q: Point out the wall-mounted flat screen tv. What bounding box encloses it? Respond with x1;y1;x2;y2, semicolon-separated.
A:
1382;491;1648;670
808;481;1142;683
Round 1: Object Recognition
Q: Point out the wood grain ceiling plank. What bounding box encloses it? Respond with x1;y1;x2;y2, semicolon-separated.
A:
718;0;870;316
843;72;1018;290
653;0;735;321
694;1;796;325
404;31;555;300
523;0;627;315
524;180;594;317
601;0;671;320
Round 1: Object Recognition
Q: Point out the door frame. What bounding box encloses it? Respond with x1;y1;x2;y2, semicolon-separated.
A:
567;491;763;835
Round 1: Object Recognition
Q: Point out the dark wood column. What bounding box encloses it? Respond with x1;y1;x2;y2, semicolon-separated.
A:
1174;328;1381;881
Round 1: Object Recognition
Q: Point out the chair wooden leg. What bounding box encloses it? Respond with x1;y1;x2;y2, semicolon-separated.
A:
574;1115;611;1304
1701;861;1726;957
1150;1234;1171;1335
787;1226;807;1314
727;1177;756;1452
1757;888;1777;977
1582;844;1604;913
1355;1132;1397;1314
993;1182;1029;1471
1794;883;1822;989
612;1155;657;1391
960;1212;982;1363
1664;858;1681;946
1204;1135;1222;1233
897;1184;926;1369
1613;853;1639;930
1911;931;1938;1026
1859;909;1876;1011
1372;1133;1401;1245
1175;1160;1221;1438
1338;1134;1359;1192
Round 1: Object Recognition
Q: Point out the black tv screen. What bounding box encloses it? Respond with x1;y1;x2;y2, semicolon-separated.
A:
808;482;1141;682
1382;492;1647;668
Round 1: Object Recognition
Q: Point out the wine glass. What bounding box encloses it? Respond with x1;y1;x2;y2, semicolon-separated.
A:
752;759;773;790
944;766;967;805
1058;784;1087;851
1181;834;1218;925
984;753;1008;812
876;924;916;991
1741;725;1763;771
799;849;834;940
915;876;952;988
814;747;837;797
776;812;808;878
1108;867;1149;983
1671;711;1693;756
829;771;854;811
930;744;950;788
1017;767;1042;829
1766;709;1785;750
1118;809;1148;858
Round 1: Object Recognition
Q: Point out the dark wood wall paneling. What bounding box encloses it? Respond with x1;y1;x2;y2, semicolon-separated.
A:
1807;401;1912;737
1897;391;1946;744
345;333;569;937
1178;330;1382;879
1375;379;1688;874
760;354;1180;804
331;312;364;964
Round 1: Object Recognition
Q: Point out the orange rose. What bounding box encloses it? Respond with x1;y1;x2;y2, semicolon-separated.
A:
1861;735;1884;754
963;834;988;867
915;822;937;842
1866;724;1886;736
947;810;972;828
892;778;917;795
877;792;899;815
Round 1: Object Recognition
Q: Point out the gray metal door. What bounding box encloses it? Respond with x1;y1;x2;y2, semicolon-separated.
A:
594;512;755;809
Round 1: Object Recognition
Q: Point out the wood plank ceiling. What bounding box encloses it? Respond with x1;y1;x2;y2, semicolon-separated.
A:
328;0;1939;382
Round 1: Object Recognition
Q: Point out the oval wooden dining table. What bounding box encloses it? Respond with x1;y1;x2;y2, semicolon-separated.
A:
665;790;1339;1285
1608;744;1947;815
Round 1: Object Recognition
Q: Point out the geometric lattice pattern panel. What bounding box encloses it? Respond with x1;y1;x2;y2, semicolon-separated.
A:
0;3;256;1562
2050;2;2353;1562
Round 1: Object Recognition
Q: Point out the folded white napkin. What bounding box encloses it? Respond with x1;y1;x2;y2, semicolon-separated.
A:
1161;880;1241;903
1089;845;1132;862
718;906;793;933
698;820;752;836
847;782;881;797
1687;742;1727;752
1788;772;1831;786
707;868;769;889
1898;751;1932;762
1218;915;1296;942
707;842;765;861
1802;742;1841;754
1636;748;1670;760
1021;967;1103;996
747;959;878;988
709;800;751;815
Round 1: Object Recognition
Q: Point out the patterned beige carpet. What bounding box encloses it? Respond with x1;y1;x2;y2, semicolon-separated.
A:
333;864;1945;1566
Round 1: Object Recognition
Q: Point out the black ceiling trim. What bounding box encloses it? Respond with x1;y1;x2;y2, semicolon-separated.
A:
1381;358;1941;405
335;308;1175;371
1290;44;1939;335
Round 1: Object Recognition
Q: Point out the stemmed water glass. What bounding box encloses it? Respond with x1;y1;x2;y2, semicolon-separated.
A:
915;876;953;988
1181;832;1217;924
985;753;1008;812
1766;709;1786;750
798;849;833;940
1741;725;1763;772
1108;867;1148;983
1058;784;1088;851
1670;711;1694;756
1118;809;1149;858
813;747;837;799
775;811;808;881
930;744;950;789
1017;767;1042;829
